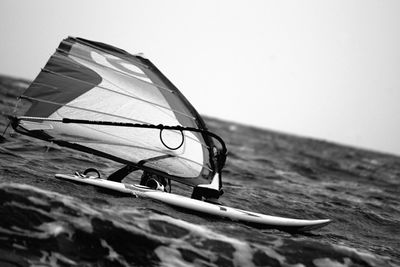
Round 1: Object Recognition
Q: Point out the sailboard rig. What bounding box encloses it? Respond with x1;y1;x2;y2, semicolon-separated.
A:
8;37;332;231
9;37;227;200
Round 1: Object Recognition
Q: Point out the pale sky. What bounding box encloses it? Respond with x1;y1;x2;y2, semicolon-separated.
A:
1;0;400;156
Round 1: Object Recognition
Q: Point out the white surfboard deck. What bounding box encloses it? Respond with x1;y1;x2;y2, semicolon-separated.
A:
55;174;331;231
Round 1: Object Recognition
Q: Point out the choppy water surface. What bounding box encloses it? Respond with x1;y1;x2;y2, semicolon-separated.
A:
1;75;399;267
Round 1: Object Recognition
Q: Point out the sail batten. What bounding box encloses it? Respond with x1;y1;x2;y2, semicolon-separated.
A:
12;37;226;187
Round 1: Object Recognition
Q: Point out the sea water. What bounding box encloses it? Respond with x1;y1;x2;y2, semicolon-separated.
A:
0;75;399;267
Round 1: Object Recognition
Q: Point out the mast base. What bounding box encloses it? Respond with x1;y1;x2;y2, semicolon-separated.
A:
191;173;223;201
191;186;224;202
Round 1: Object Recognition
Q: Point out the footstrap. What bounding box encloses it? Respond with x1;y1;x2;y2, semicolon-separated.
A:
75;168;101;179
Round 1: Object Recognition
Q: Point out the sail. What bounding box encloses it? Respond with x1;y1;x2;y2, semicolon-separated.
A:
11;37;226;187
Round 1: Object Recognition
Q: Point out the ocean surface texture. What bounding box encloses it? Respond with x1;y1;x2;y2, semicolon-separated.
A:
0;75;399;267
